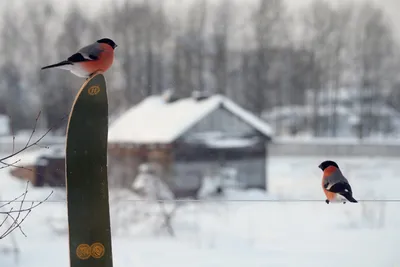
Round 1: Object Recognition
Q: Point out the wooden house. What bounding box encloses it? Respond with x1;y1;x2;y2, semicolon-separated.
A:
9;145;65;187
108;92;273;198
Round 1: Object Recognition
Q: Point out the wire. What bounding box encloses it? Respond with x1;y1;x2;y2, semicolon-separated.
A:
0;199;399;203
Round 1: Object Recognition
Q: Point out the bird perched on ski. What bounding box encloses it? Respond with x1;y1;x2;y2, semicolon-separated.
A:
41;38;117;79
318;160;358;204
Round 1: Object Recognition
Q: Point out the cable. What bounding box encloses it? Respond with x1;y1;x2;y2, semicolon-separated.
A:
0;199;399;203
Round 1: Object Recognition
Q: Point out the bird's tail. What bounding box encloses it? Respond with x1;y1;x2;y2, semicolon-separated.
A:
41;61;72;70
340;191;358;203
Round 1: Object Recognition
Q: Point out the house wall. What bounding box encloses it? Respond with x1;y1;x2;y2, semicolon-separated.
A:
107;145;173;188
9;157;66;187
10;165;36;184
108;154;141;188
41;157;65;187
171;106;269;195
172;156;266;196
172;140;267;194
170;162;205;197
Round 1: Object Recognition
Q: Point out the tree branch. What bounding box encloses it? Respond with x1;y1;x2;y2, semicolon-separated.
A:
0;181;53;239
0;111;65;240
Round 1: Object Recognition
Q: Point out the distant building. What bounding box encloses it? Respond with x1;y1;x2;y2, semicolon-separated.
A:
263;87;400;138
9;145;65;187
108;92;273;198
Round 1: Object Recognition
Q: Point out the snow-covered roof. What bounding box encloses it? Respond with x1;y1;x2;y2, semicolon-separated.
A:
108;94;273;144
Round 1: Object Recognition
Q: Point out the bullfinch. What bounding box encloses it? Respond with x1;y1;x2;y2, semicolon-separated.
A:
41;38;117;79
318;160;358;204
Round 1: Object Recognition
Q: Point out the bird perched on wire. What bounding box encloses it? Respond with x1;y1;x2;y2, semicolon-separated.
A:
318;160;358;204
41;38;117;79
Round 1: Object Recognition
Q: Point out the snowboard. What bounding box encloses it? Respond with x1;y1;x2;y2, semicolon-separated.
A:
65;73;113;267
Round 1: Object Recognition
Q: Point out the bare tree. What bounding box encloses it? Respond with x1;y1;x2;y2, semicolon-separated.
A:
327;6;353;137
350;2;397;138
22;1;57;130
0;3;32;131
211;0;231;95
249;0;288;115
151;1;171;94
110;1;171;105
3;0;397;142
0;62;29;132
110;1;144;105
1;182;52;240
142;1;171;96
299;1;398;138
0;112;66;240
172;36;185;97
177;0;208;94
189;0;208;92
169;1;204;99
299;0;338;136
42;5;90;132
314;3;353;137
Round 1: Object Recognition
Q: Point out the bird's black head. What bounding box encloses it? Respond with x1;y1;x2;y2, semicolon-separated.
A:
318;160;339;171
97;38;118;49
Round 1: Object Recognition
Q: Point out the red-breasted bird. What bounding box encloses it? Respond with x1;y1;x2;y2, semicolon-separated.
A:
318;160;358;204
41;38;117;79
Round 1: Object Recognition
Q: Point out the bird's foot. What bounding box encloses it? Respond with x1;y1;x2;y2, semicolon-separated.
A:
86;72;97;80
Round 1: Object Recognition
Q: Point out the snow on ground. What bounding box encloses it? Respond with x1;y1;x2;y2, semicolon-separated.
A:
1;154;400;267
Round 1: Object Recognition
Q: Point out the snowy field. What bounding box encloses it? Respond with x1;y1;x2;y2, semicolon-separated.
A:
1;154;400;267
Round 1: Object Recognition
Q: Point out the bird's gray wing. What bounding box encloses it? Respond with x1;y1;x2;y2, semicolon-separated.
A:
67;42;104;62
325;169;349;190
78;42;104;60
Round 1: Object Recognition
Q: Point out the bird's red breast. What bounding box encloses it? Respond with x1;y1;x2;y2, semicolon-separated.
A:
80;43;115;74
322;166;338;201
